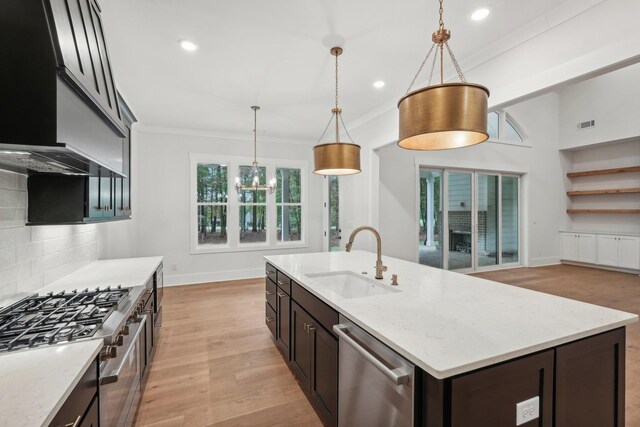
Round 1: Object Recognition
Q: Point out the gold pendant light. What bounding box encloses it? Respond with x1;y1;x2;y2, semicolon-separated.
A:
313;47;361;175
398;0;489;151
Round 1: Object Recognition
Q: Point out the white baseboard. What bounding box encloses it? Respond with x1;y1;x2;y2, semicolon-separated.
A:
528;257;561;267
165;268;264;287
561;261;640;275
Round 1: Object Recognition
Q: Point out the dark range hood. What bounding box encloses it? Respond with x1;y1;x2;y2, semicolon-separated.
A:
0;0;126;178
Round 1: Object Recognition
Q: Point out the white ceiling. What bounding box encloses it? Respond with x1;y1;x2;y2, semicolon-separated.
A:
101;0;572;142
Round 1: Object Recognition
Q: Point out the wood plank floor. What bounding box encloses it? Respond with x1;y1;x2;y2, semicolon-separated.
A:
134;265;639;426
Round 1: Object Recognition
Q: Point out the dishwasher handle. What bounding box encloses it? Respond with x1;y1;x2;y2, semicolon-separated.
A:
333;324;411;386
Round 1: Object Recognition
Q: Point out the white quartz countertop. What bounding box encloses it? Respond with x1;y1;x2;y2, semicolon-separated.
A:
39;256;163;294
265;251;638;379
0;256;163;425
0;340;103;427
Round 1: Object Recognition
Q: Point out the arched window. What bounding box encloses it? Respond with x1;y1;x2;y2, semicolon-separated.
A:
487;111;525;143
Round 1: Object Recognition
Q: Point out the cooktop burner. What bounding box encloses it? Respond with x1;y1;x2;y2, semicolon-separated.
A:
0;286;130;352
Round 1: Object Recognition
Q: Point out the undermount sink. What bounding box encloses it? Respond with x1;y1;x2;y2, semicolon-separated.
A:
305;271;400;299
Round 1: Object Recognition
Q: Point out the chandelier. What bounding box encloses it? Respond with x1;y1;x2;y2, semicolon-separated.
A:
397;0;490;150
235;106;276;193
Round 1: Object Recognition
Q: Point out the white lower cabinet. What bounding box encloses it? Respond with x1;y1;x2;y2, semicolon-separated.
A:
597;235;640;270
561;233;596;263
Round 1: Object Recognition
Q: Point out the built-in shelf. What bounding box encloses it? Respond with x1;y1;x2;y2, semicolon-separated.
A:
567;209;640;214
567;188;640;196
567;166;640;178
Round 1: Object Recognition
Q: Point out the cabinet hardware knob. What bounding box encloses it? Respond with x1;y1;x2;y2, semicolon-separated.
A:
266;290;274;295
308;326;316;333
303;322;309;332
277;280;285;285
265;317;274;323
277;292;286;297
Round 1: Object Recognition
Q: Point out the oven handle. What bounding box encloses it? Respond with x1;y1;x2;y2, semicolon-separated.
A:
100;315;147;385
333;324;411;386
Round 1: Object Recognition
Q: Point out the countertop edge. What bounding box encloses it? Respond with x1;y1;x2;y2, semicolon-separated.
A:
265;254;639;379
40;339;103;427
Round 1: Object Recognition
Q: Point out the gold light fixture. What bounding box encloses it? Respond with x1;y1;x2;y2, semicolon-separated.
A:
398;0;490;151
235;106;276;193
313;47;361;175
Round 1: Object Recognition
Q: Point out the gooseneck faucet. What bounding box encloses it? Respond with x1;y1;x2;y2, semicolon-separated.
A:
345;226;388;279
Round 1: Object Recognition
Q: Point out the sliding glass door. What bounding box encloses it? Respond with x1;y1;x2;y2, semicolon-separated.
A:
417;168;521;272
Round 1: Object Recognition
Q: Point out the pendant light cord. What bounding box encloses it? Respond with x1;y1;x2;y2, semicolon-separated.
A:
334;50;340;143
253;107;257;164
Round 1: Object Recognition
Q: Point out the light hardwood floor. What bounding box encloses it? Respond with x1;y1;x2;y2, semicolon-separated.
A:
134;265;639;426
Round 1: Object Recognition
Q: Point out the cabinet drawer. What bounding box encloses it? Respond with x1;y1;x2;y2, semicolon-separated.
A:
292;281;339;336
265;278;277;310
265;302;276;338
276;271;292;295
266;263;277;283
50;358;98;427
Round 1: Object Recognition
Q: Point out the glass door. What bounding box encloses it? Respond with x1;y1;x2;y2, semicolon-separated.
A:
446;171;473;272
418;169;443;268
327;176;342;251
476;173;500;269
501;175;520;264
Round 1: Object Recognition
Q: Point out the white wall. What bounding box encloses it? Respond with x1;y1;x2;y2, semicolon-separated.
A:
375;93;566;267
559;62;640;149
0;170;98;298
99;127;325;285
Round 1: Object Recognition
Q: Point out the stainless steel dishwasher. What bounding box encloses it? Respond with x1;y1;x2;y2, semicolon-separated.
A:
333;316;415;427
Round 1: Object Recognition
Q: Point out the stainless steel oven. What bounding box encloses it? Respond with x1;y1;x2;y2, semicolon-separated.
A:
100;315;147;427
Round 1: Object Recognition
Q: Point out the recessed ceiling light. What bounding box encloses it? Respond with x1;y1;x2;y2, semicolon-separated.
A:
180;40;198;52
471;8;490;21
373;80;385;88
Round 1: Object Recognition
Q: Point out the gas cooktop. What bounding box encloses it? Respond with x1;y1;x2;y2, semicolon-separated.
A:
0;286;130;353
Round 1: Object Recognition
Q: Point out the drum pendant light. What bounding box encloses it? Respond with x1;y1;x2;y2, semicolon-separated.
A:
398;0;490;151
313;47;361;175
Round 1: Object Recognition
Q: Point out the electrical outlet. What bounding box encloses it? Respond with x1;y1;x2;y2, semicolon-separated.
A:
516;396;539;426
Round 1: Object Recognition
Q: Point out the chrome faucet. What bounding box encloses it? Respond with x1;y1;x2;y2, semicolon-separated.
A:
345;226;388;279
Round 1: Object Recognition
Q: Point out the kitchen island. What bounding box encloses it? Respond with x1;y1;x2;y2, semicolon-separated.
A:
264;250;638;427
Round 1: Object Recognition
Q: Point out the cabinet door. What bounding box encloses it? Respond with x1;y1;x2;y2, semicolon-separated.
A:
309;323;338;427
100;174;114;217
79;395;99;427
86;177;102;219
122;123;131;216
114;176;125;217
291;302;313;393
597;235;619;267
577;234;596;264
450;350;554;427
561;233;578;261
617;236;640;270
276;288;290;360
555;328;625;427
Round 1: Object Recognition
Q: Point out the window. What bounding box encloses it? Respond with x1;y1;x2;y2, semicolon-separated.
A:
276;168;302;242
487;111;525;143
190;154;307;253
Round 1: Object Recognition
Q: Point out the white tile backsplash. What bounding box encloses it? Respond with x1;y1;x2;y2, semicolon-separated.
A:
0;170;98;297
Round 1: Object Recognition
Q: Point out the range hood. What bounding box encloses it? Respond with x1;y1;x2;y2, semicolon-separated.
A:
0;0;126;178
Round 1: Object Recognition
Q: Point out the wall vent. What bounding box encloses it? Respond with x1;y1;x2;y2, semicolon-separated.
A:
576;120;595;130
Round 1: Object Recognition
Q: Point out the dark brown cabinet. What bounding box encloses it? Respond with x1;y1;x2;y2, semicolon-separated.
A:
50;358;98;427
276;287;291;359
47;0;124;134
291;301;313;391
309;319;338;426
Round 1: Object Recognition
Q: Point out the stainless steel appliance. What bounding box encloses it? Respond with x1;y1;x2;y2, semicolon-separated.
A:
0;285;151;426
100;315;146;427
333;316;415;427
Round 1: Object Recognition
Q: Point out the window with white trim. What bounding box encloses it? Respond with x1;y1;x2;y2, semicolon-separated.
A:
190;154;308;254
487;111;525;143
